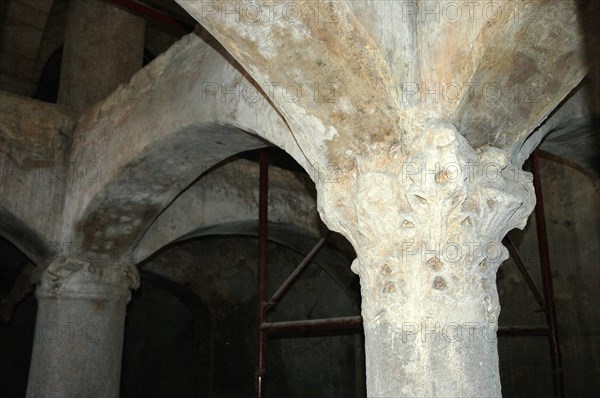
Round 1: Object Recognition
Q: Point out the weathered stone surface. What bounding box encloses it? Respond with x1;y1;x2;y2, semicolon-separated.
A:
0;91;73;260
58;0;146;113
178;0;405;169
8;1;50;30
36;257;139;299
178;0;595;167
60;32;304;264
2;21;43;58
454;0;598;152
16;0;54;14
135;159;322;262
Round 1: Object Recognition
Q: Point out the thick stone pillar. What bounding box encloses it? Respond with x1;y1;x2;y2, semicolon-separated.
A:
318;121;535;397
26;258;139;398
58;0;145;113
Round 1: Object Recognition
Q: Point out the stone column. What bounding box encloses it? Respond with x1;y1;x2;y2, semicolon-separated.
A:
58;0;146;113
317;121;535;397
26;258;139;398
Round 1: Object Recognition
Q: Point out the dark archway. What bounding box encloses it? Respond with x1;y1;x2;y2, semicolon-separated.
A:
138;225;364;398
0;236;37;398
120;271;212;397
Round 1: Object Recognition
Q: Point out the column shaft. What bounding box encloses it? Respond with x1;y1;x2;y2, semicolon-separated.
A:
58;0;145;112
26;260;139;398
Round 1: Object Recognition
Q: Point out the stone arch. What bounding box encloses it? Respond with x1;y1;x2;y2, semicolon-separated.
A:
176;0;594;172
60;32;310;264
139;221;363;397
0;207;48;324
0;91;73;260
514;74;600;177
141;220;359;308
0;205;52;264
134;157;322;263
121;270;213;397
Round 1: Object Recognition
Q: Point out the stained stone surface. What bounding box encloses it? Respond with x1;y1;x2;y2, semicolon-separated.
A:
0;0;597;396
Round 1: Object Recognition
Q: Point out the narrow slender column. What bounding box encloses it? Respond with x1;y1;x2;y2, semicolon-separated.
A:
58;0;145;113
317;121;536;397
26;258;139;398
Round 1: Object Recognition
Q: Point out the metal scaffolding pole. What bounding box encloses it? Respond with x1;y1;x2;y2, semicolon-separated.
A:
503;236;545;309
263;235;329;314
105;0;194;32
261;316;549;337
531;150;564;398
255;151;268;398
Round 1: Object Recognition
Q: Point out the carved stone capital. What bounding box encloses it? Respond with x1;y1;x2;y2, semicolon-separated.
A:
318;120;535;327
36;257;140;301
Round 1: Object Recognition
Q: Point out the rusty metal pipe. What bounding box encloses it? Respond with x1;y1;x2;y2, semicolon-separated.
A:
497;326;550;337
503;236;546;309
264;235;329;314
262;316;550;338
530;151;564;398
262;316;363;334
256;151;269;398
105;0;194;31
